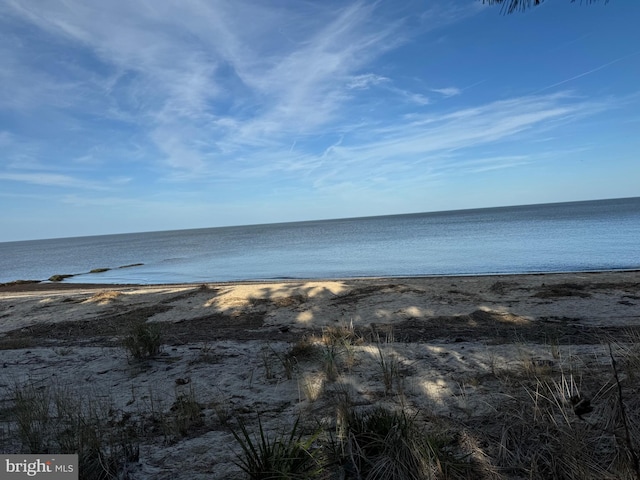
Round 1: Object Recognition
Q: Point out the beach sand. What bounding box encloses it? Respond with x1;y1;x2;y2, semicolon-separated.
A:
1;271;639;478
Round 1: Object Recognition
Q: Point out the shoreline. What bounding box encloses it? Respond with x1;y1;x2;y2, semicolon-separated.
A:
3;267;640;291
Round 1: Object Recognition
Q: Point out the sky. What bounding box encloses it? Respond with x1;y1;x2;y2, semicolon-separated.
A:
1;0;639;242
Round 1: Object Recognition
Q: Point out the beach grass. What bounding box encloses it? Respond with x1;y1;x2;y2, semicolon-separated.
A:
10;382;139;480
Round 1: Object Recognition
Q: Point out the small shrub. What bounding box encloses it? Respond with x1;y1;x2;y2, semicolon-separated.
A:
123;322;162;359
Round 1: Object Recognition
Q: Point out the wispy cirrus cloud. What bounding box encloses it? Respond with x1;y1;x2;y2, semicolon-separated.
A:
159;92;606;195
419;1;485;27
431;87;462;97
347;74;434;106
256;93;605;193
322;94;601;165
347;74;390;90
0;172;106;190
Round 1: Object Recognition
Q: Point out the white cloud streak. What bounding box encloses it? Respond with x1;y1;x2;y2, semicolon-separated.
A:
431;87;462;97
347;74;390;90
326;94;598;160
0;172;105;189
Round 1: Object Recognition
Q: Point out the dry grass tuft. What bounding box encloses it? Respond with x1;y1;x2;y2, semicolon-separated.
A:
493;367;640;479
170;386;204;437
329;405;473;480
299;373;324;403
86;290;122;304
322;322;361;347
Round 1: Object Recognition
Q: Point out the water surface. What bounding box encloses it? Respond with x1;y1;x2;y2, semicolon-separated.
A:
1;197;638;284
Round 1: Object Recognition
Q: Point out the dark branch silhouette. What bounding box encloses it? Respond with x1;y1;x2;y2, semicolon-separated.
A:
483;0;609;14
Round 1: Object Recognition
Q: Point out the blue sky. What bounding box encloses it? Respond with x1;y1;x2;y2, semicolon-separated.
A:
1;0;639;242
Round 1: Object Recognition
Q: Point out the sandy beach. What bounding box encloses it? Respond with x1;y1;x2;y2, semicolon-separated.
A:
1;271;639;479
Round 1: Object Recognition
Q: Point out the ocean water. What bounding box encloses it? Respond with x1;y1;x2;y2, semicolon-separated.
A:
1;197;639;285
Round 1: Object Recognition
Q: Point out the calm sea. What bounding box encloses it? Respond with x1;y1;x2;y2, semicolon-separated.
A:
1;198;639;285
